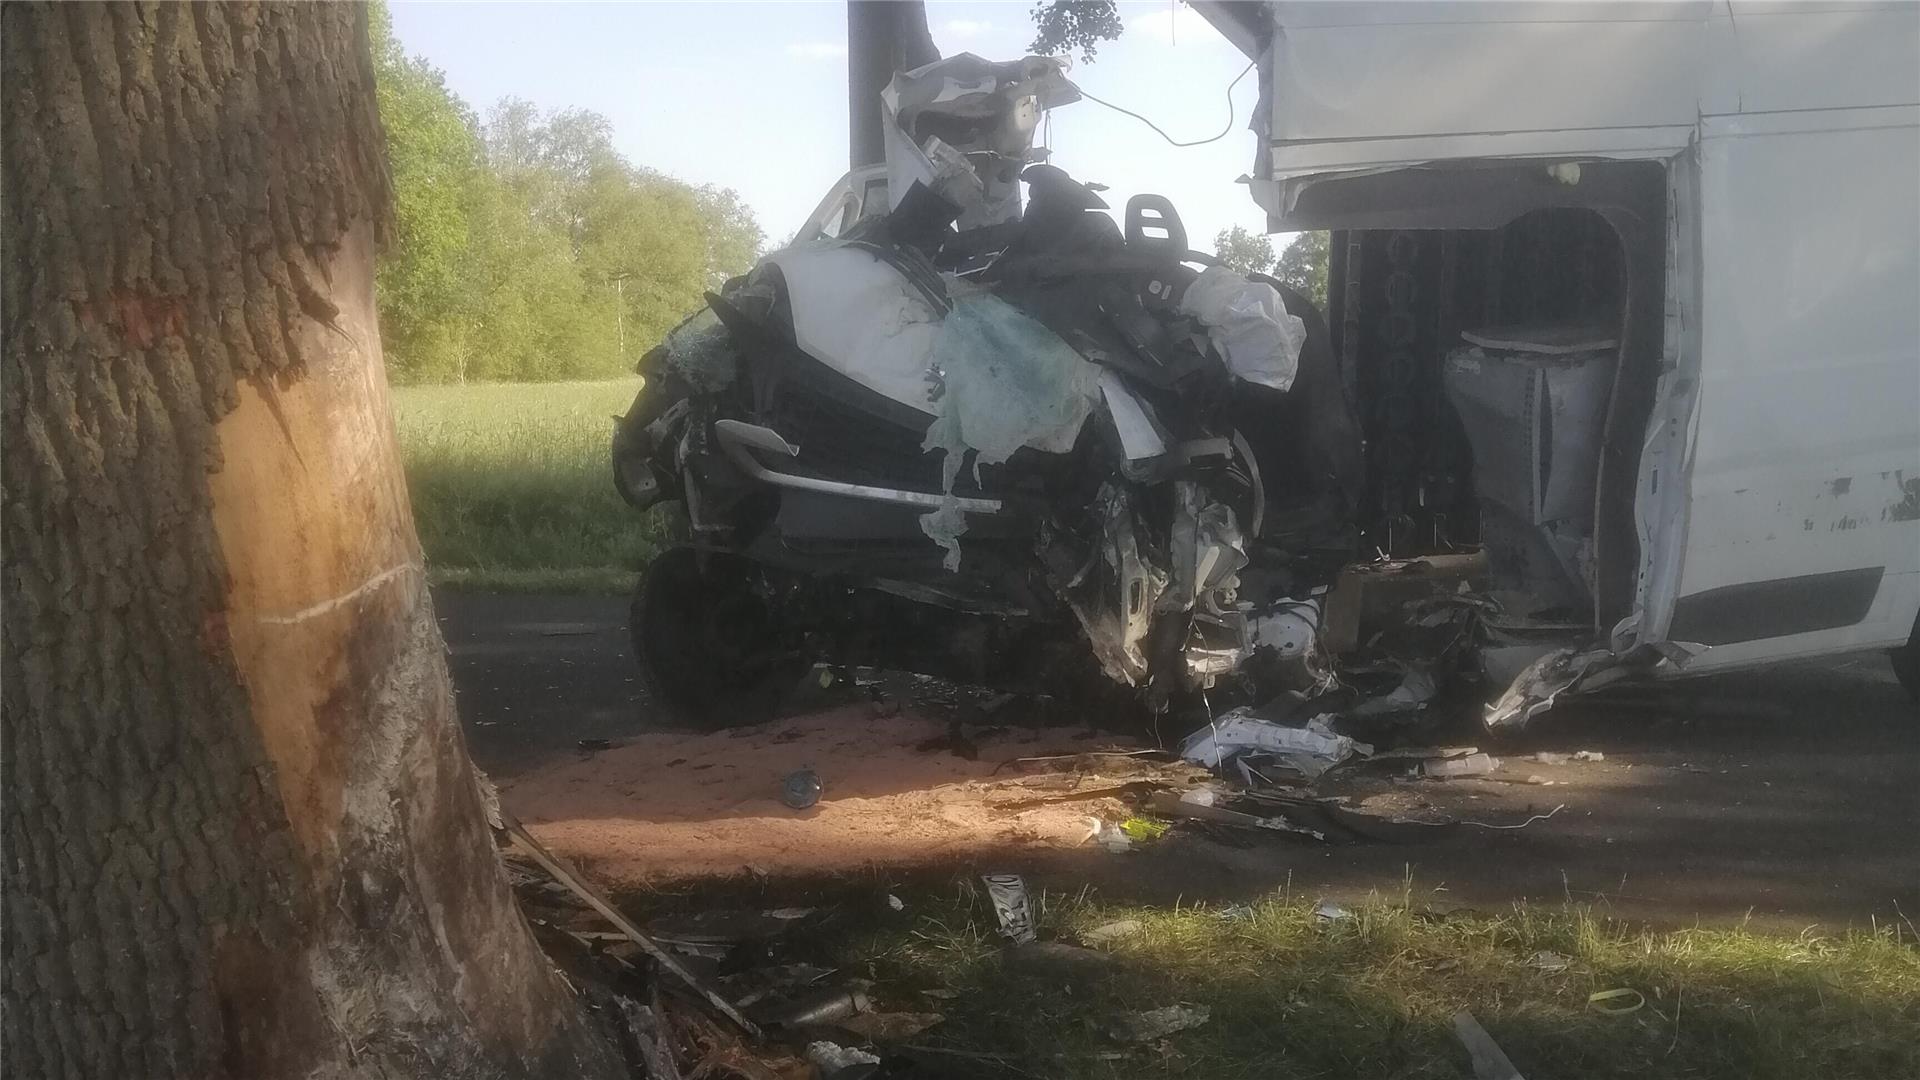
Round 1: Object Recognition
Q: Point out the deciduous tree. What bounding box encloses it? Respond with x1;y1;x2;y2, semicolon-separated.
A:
0;5;622;1075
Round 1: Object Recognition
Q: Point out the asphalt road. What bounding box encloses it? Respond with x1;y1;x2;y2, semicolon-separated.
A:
437;589;1919;929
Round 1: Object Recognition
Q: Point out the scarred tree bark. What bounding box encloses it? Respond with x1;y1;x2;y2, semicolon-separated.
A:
2;4;623;1077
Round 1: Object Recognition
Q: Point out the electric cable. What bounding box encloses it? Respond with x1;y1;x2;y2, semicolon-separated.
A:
1069;61;1256;148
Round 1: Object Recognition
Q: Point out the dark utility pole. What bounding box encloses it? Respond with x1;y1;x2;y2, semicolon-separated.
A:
846;0;939;169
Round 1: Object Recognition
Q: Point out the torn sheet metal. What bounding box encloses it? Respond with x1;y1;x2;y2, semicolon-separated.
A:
1178;709;1372;777
881;53;1079;228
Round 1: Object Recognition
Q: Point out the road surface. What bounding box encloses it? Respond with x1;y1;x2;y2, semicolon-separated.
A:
437;589;1919;929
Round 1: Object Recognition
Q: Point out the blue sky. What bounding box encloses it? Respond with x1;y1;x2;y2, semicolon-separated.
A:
388;0;1280;252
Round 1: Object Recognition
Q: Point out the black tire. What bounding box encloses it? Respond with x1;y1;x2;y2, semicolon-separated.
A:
630;547;811;728
1892;610;1920;705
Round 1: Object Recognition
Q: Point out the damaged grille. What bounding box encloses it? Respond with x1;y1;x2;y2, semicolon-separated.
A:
762;356;996;497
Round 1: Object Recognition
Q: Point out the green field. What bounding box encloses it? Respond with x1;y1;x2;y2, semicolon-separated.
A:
393;378;669;592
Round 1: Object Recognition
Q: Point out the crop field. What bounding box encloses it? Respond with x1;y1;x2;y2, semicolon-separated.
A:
392;378;669;592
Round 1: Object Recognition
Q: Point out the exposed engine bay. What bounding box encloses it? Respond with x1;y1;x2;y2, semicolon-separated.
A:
612;54;1643;732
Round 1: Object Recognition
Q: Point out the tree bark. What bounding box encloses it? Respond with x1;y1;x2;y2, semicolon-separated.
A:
1;4;622;1077
847;0;939;169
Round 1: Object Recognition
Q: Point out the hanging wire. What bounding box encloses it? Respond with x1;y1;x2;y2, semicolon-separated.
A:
1069;60;1256;148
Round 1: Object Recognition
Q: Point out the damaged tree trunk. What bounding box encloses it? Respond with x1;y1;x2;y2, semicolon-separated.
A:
1;4;621;1077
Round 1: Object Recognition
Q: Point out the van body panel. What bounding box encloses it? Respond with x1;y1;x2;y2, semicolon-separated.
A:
1218;0;1920;674
1667;105;1920;669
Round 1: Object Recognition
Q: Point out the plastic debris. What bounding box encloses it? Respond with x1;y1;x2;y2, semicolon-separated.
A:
1178;786;1222;807
1082;919;1144;946
1574;750;1606;762
1453;1010;1527;1080
1086;819;1133;853
1178;709;1373;777
1527;950;1571;973
808;1041;882;1074
1112;1003;1212;1042
1588;987;1646;1014
982;874;1036;945
1422;752;1500;778
886;894;905;912
781;768;822;809
1312;901;1353;923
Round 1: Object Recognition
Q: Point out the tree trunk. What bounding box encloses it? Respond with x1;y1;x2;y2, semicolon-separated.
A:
847;0;939;169
1;4;622;1077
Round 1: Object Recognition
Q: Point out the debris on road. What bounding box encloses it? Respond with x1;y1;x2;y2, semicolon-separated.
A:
1147;789;1328;841
1177;708;1373;776
1422;752;1502;778
1085;817;1134;853
1112;1003;1212;1042
780;767;823;809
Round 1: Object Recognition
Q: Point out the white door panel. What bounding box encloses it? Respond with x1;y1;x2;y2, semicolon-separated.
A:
1668;107;1920;664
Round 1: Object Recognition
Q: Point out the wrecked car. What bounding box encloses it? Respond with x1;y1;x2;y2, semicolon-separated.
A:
614;53;1360;726
615;11;1920;732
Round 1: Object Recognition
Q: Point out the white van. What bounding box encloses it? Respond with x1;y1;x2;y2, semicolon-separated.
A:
1193;0;1920;706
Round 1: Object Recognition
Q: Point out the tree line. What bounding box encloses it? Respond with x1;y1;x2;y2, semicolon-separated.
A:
370;5;761;383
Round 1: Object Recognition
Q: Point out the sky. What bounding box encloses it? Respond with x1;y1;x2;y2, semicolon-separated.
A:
387;0;1281;253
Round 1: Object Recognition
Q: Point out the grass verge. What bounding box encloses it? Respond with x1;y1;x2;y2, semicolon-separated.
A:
393;378;668;592
625;875;1920;1079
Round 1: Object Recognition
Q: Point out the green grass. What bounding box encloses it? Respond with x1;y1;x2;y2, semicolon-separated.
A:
392;378;669;592
839;888;1919;1079
620;875;1920;1079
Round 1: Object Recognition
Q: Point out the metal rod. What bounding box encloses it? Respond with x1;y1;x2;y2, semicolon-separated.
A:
713;419;1003;514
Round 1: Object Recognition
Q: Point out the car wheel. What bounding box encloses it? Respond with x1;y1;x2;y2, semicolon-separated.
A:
1892;610;1920;705
630;546;811;728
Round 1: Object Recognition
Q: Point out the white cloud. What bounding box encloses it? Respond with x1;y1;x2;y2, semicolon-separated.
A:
785;40;849;61
1127;2;1218;45
941;18;995;39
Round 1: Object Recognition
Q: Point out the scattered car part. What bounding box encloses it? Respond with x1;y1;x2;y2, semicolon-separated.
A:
780;768;823;810
981;873;1036;945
